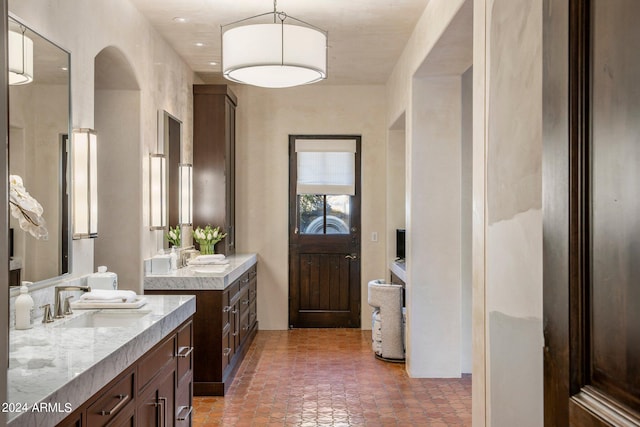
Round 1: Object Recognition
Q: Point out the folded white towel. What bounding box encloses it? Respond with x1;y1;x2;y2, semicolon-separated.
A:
194;254;226;261
80;289;137;303
188;258;230;266
75;298;134;304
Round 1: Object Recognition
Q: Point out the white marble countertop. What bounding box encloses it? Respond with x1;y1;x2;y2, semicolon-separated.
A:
390;260;407;283
7;294;196;426
144;253;257;291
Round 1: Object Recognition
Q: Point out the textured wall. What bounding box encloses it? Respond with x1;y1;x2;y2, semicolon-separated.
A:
485;0;543;425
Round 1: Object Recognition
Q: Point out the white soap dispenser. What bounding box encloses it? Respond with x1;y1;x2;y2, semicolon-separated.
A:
15;281;34;330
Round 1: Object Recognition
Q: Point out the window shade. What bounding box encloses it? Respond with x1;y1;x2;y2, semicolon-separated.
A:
296;139;356;195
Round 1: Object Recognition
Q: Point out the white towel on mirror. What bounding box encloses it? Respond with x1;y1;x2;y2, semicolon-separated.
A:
80;289;137;303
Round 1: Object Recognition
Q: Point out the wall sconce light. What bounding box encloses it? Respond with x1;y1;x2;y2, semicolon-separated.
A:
179;164;192;225
8;26;34;85
72;129;98;239
149;154;167;230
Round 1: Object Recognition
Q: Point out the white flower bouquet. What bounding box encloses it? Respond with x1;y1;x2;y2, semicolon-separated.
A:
193;225;226;255
165;225;181;247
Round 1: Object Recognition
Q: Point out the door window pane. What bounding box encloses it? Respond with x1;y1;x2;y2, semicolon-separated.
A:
299;195;350;235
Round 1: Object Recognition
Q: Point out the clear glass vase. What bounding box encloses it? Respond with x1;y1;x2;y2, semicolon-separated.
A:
199;242;214;255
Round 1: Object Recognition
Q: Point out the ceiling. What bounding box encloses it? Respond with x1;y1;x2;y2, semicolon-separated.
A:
128;0;431;85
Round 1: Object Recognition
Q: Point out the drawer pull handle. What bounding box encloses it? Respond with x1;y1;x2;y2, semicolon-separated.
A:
242;299;250;305
223;305;231;313
223;347;231;356
100;394;129;416
176;346;194;358
242;325;249;331
232;309;238;314
177;405;193;421
158;397;167;427
232;331;238;337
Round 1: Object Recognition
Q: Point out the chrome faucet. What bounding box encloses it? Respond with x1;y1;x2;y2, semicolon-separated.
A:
54;285;91;319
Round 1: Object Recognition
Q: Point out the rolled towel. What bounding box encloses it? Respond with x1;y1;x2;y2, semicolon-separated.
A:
80;289;137;303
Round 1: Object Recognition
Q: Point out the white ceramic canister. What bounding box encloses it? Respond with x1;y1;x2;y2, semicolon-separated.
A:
87;266;118;290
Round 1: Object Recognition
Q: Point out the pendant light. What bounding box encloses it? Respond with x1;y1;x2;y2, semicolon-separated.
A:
8;26;34;85
221;0;327;88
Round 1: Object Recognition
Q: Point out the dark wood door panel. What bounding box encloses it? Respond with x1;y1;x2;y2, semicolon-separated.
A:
298;253;351;311
544;0;640;424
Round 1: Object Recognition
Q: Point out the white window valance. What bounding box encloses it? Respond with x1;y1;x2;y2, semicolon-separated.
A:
296;139;356;195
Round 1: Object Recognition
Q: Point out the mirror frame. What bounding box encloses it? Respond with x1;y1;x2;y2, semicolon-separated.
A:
8;13;72;295
159;110;183;247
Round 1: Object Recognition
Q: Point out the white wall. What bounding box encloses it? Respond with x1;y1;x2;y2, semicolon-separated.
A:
232;84;387;330
407;76;462;377
8;0;195;293
461;66;473;374
476;0;543;425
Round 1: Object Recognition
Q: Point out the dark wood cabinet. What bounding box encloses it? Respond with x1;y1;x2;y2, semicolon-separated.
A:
56;318;193;427
193;84;237;256
146;263;258;396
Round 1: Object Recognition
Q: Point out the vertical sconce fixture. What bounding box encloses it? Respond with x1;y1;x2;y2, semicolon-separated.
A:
179;164;192;225
149;154;167;230
72;129;98;239
8;26;34;85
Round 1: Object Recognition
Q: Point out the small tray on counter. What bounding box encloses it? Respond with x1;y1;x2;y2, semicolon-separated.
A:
70;297;148;309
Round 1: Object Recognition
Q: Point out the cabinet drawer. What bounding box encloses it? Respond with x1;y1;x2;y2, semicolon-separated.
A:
221;331;231;372
138;334;176;391
239;286;250;315
225;282;239;303
176;321;193;383
86;369;134;427
239;310;250;344
250;300;257;327
176;377;193;427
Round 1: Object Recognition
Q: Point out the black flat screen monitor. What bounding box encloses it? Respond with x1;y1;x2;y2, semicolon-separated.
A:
396;229;405;260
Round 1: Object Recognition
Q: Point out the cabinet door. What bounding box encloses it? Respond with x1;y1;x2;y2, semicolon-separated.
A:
176;321;193;384
137;369;176;427
57;412;82;427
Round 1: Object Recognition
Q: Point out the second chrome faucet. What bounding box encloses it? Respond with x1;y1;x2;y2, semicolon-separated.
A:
54;285;91;319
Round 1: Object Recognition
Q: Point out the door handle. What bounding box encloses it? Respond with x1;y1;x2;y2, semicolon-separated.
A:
345;254;357;260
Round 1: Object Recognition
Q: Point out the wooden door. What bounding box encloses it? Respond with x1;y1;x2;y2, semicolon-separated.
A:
289;135;361;328
544;0;640;425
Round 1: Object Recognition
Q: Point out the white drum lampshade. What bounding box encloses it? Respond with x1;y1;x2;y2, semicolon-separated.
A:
222;4;327;89
8;29;34;85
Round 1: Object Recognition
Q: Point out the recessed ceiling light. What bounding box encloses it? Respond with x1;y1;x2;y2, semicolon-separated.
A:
195;42;204;47
209;61;218;66
61;67;68;71
173;17;188;23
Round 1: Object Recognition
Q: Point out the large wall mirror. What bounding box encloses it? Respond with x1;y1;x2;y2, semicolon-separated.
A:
160;110;183;247
8;16;71;286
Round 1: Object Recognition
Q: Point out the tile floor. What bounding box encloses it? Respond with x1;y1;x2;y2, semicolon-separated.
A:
193;329;471;426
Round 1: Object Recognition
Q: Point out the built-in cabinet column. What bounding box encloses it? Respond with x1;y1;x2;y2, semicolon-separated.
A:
193;84;237;255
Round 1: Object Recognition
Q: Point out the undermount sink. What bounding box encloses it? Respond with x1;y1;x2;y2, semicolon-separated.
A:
54;310;153;328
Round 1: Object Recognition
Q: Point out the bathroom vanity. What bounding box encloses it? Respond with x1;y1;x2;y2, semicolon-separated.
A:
144;253;258;396
7;294;195;427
